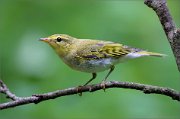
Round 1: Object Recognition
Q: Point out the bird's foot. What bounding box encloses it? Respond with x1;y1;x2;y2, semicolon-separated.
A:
100;81;106;92
88;86;92;92
76;85;83;96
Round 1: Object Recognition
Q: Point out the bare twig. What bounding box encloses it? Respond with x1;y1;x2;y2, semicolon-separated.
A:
144;0;180;71
0;80;21;101
0;79;180;110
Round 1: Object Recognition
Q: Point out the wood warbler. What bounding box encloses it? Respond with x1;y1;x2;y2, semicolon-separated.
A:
40;34;165;86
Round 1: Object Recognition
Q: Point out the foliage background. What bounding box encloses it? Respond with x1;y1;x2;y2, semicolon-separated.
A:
0;0;180;119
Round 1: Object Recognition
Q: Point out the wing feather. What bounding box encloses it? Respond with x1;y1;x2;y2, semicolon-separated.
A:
76;41;131;60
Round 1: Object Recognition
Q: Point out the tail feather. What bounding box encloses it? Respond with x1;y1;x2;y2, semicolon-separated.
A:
137;51;166;57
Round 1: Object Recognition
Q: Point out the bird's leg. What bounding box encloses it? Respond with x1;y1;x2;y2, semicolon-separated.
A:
101;65;115;91
77;73;97;96
103;66;115;81
84;73;97;86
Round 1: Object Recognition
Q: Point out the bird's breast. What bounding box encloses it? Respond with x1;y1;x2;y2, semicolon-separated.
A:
62;56;116;73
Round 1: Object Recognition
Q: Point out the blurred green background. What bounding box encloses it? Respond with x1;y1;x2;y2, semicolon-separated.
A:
0;0;180;119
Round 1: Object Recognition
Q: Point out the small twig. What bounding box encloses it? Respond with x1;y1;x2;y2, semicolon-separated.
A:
0;80;21;101
144;0;180;71
0;79;180;110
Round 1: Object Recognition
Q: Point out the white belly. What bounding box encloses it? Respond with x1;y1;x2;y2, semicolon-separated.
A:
62;52;144;73
68;58;116;73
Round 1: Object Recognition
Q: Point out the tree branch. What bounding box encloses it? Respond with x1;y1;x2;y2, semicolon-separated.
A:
144;0;180;71
1;0;180;111
0;79;180;110
0;80;21;101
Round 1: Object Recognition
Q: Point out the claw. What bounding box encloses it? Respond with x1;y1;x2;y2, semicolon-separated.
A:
88;86;92;92
100;81;106;92
101;65;114;92
76;85;83;96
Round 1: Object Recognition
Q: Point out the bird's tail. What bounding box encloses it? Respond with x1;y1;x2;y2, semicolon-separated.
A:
137;51;166;57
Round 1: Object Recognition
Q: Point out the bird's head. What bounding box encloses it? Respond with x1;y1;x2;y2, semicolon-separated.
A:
40;34;76;57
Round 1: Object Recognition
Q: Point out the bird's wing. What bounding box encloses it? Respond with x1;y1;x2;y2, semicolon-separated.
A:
76;41;131;60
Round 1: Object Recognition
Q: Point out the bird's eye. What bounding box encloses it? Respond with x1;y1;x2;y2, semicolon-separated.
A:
56;37;62;42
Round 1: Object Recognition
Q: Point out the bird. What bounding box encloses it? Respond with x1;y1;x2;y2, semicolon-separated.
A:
40;34;165;86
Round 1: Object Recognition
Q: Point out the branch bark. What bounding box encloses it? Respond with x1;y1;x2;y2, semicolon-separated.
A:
144;0;180;71
0;79;180;110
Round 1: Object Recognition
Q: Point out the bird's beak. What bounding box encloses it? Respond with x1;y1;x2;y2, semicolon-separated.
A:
39;38;50;43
